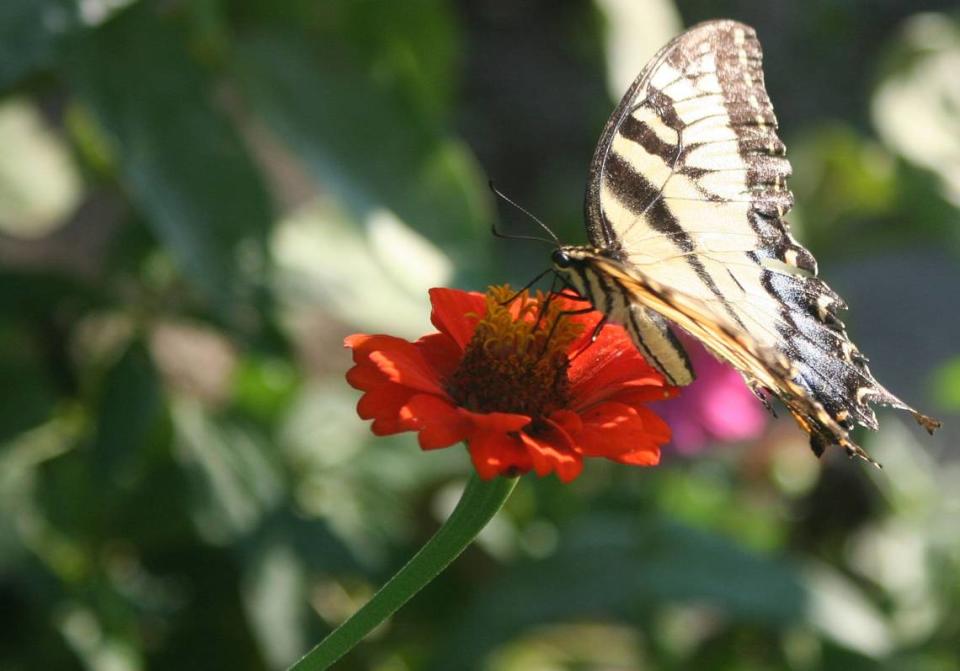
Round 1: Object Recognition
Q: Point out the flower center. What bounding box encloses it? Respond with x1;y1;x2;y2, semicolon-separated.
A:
445;285;585;420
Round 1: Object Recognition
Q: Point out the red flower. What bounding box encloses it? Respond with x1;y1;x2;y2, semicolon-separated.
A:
345;286;677;482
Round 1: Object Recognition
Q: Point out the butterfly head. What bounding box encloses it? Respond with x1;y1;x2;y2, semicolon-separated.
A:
551;245;604;299
551;245;604;271
550;247;575;270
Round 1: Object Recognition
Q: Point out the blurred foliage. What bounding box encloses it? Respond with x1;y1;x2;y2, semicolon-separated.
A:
0;1;958;670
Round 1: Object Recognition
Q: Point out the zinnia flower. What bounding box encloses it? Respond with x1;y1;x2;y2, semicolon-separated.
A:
653;332;768;454
344;286;677;482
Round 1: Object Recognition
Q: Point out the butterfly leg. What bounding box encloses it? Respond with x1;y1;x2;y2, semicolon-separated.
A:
748;381;777;418
539;307;596;358
570;315;609;361
553;278;591;304
530;275;563;333
499;268;553;306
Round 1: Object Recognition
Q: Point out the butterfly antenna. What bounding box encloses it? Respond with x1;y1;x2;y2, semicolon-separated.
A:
489;180;560;245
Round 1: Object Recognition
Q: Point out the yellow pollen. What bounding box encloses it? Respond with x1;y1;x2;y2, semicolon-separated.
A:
445;285;585;420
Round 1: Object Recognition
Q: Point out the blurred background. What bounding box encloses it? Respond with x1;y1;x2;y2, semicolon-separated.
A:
1;1;958;669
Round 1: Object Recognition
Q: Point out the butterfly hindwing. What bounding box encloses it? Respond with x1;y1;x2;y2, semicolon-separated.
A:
563;19;939;462
582;255;883;464
561;260;696;386
624;304;696;387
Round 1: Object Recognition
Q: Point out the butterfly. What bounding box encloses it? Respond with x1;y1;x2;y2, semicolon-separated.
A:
549;19;940;464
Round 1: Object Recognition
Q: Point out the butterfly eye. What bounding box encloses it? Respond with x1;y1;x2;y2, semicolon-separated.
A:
552;249;573;269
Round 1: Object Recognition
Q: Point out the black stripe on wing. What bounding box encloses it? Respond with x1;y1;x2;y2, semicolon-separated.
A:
618;115;679;163
602;151;750;331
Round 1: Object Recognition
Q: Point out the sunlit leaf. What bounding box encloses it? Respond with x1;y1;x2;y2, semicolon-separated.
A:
597;0;681;98
802;561;892;658
873;14;960;208
272;198;450;338
235;28;491;275
172;401;284;543
0;98;84;238
241;540;308;668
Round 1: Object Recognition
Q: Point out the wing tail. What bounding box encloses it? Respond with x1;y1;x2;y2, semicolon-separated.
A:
593;257;939;465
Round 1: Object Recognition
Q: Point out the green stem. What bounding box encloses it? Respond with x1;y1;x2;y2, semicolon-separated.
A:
289;474;518;671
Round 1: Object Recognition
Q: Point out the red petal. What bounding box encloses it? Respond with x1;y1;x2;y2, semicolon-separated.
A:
610;386;678;406
614;444;661;466
467;431;533;479
348;334;445;393
554;293;594;312
344;333;402;359
568;323;669;410
519;430;583;482
629;406;672;444
365;344;445;395
415;332;462;381
344;333;375;351
429;288;486;350
404;395;473;450
357;383;415;421
345;362;387;391
548;409;583;436
562;308;605;353
465;410;531;434
576;402;668;466
371;417;410;436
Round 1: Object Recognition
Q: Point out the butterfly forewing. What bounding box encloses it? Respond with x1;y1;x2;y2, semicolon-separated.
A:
567;19;939;462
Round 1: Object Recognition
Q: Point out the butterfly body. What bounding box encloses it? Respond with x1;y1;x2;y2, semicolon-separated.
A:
555;19;939;463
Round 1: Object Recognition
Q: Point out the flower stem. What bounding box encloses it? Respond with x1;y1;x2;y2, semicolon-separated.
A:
288;474;518;671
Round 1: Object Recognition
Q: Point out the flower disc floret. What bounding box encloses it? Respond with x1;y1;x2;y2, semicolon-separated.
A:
446;286;582;419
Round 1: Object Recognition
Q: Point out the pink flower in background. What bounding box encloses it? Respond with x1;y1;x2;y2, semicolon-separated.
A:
652;333;768;454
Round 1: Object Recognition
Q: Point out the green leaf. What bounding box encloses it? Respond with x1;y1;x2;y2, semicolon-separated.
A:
430;514;807;670
231;354;300;425
242;540;309;668
332;0;461;121
65;4;272;315
240;514;365;667
0;320;59;444
932;356;960;411
35;340;167;541
0;0;77;90
91;341;164;480
172;402;285;543
235;29;491;276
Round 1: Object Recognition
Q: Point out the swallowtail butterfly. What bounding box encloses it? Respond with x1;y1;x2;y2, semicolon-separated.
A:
551;19;939;464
